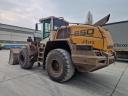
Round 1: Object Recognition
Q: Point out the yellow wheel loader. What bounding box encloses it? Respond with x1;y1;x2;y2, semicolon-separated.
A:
9;14;116;82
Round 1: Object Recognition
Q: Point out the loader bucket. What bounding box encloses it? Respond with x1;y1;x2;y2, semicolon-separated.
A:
8;48;21;65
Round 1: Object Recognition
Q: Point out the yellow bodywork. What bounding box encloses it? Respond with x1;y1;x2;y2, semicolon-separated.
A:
67;25;114;53
54;24;115;72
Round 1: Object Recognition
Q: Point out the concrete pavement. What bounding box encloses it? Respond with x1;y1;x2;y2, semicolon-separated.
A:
0;50;127;96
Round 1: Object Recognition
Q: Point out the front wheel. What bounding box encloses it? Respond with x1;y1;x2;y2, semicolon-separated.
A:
19;48;34;69
46;49;75;82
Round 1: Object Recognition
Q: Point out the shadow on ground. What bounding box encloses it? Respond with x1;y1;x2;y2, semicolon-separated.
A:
28;64;117;96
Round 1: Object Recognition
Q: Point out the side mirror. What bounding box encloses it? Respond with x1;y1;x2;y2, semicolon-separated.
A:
35;23;38;31
54;26;59;31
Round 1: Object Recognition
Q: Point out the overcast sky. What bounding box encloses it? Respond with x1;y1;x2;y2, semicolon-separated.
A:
0;0;127;28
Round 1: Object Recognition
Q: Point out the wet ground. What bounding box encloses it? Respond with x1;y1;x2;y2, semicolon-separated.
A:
0;50;128;96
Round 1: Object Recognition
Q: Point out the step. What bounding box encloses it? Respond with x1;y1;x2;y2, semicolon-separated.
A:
38;56;43;59
39;52;44;54
37;58;43;61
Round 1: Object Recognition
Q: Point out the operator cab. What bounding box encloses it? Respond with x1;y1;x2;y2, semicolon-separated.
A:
34;16;69;42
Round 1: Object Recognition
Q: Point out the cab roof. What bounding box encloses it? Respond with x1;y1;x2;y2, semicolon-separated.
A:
39;16;69;23
60;24;97;29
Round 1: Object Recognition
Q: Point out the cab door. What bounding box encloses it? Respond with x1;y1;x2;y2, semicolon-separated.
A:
42;19;51;39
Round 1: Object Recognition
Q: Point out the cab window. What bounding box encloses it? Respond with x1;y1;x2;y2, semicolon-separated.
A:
57;28;69;39
43;21;51;39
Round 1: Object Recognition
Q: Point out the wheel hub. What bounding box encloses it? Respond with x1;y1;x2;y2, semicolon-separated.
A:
20;54;25;62
51;60;60;72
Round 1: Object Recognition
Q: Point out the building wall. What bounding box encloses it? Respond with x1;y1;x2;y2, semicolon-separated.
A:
0;23;34;43
104;21;128;59
105;21;128;45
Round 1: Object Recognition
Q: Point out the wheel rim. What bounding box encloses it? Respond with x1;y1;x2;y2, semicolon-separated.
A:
51;60;60;73
20;54;25;63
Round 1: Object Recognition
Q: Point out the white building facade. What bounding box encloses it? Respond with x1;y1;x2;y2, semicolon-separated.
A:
0;23;34;44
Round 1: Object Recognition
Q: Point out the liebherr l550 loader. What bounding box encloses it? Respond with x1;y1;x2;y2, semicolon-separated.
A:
9;14;116;82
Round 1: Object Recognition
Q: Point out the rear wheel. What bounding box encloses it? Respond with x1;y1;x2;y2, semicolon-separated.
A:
46;49;75;82
19;48;34;69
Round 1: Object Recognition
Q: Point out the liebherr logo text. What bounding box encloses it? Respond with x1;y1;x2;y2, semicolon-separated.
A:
73;29;94;36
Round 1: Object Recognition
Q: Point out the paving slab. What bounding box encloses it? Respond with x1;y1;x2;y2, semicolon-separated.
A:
113;62;128;96
0;50;127;96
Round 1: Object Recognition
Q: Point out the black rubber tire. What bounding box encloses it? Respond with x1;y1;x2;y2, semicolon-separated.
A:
19;48;34;69
46;49;75;82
